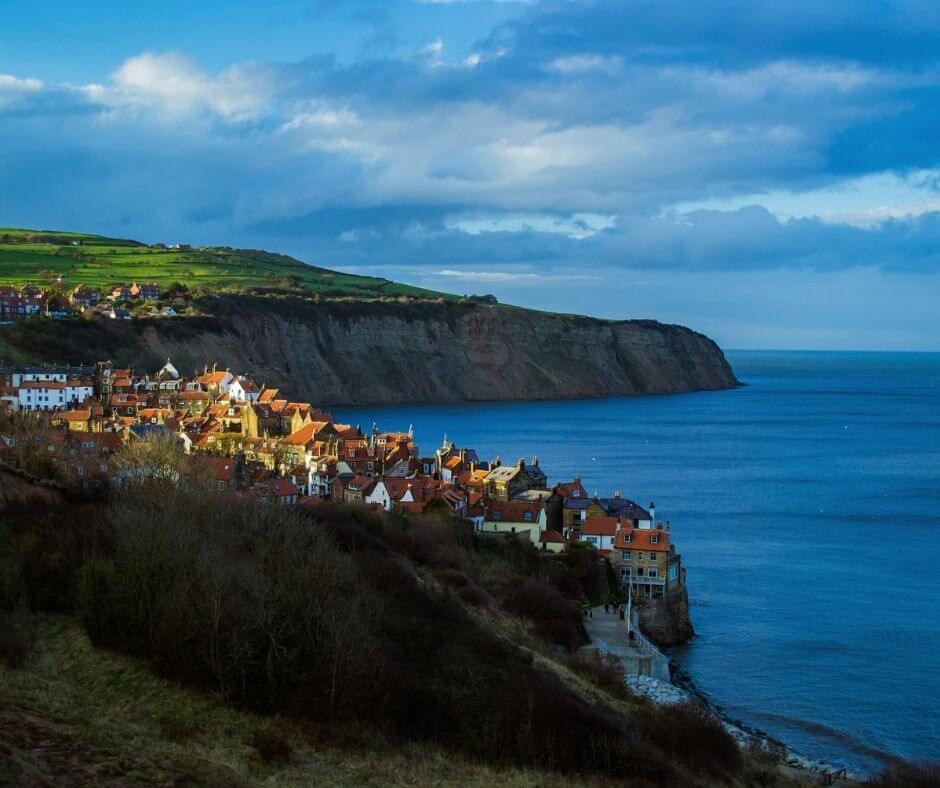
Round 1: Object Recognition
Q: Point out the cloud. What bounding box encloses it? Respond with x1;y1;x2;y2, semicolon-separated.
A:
102;52;279;121
3;2;940;285
0;73;43;108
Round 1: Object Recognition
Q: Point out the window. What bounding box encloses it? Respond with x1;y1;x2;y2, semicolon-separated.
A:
620;567;629;579
669;566;678;581
586;536;598;545
623;533;631;543
650;535;659;544
648;568;658;577
650;553;657;561
493;511;502;520
636;552;643;561
636;567;644;576
523;511;532;520
572;490;580;497
621;550;630;560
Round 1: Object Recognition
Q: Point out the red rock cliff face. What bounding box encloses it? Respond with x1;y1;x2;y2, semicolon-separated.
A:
1;297;739;406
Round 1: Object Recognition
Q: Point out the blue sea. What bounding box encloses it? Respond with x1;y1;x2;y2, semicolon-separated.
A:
336;351;940;773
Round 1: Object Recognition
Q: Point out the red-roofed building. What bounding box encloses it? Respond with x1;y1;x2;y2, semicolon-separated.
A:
480;501;546;544
611;524;682;599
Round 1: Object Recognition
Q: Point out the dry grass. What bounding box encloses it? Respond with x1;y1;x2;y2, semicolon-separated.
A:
0;614;613;786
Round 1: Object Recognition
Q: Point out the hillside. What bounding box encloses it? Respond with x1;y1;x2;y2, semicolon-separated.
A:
0;227;449;300
0;228;739;404
0;462;805;787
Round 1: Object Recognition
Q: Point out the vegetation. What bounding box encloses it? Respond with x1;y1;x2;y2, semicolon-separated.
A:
0;226;452;301
0;434;856;786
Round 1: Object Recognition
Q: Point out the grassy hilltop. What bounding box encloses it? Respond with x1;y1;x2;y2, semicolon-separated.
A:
0;227;451;301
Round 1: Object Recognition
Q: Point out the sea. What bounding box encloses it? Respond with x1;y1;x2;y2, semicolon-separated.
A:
335;350;940;774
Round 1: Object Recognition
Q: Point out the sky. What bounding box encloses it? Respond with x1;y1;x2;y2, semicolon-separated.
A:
2;1;940;350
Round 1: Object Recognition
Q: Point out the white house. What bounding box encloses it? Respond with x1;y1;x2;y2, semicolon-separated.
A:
364;479;393;510
16;380;94;411
227;375;261;403
580;517;620;551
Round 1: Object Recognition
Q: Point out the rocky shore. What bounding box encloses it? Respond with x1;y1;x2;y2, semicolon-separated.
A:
632;669;867;783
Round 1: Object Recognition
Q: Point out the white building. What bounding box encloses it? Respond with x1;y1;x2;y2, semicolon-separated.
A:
16;380;94;411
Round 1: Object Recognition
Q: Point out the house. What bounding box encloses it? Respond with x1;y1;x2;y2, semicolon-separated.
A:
136;282;161;301
56;409;93;432
195;366;234;397
16;380;94;411
585;495;654;529
343;475;375;504
579;516;620;551
262;477;300;505
539;529;568;554
484;457;548;502
610;524;681;599
70;286;100;308
480;501;547;544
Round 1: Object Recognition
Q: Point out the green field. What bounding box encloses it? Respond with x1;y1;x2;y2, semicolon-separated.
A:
0;227;452;301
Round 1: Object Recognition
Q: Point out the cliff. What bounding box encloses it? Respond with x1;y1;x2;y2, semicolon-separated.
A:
636;585;696;647
0;295;738;405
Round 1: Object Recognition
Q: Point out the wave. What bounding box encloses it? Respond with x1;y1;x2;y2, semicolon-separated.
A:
747;710;899;765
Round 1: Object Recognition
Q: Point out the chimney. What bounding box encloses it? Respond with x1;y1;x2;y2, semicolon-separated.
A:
212;363;217;373
666;520;671;531
574;474;581;482
531;456;538;467
518;457;525;468
614;490;621;499
649;502;656;523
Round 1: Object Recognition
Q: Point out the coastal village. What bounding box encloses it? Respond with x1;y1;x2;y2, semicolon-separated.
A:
0;359;685;603
0;279;178;323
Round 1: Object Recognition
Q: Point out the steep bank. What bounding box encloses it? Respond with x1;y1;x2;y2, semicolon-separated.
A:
0;295;739;405
636;586;696;648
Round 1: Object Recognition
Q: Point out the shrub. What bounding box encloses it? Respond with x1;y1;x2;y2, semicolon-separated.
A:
501;578;584;651
866;761;940;787
636;700;741;781
563;650;635;702
0;604;34;668
249;726;293;765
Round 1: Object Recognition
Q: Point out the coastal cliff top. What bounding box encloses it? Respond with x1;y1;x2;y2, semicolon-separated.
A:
0;226;454;302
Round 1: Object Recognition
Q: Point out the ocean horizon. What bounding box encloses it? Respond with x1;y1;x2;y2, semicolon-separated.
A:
337;349;940;774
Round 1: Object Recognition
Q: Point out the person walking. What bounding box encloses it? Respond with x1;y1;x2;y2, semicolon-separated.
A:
604;603;610;614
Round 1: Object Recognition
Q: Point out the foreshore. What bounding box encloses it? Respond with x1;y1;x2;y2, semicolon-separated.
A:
666;664;867;783
584;604;867;783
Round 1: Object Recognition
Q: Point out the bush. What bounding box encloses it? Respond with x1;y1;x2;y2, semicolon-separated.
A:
0;604;34;668
636;700;741;781
249;725;293;765
501;578;584;651
866;761;940;787
563;650;635;702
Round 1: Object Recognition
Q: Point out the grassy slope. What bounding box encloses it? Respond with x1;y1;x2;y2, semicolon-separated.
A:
0;227;452;301
0;615;590;787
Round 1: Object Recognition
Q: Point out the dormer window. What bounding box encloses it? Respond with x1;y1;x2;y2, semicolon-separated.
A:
523;511;532;520
623;534;631;543
651;535;659;544
572;489;580;497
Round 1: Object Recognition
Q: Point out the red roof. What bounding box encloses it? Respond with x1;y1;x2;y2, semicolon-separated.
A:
614;528;670;552
268;478;299;497
485;501;544;524
539;529;568;545
581;517;619;537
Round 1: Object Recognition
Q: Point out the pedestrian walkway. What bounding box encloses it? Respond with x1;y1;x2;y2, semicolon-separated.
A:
582;605;671;682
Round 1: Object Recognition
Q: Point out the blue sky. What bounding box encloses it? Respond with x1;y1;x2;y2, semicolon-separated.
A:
2;0;940;350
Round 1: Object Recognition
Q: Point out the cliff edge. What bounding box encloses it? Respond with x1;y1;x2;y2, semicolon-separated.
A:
0;296;739;405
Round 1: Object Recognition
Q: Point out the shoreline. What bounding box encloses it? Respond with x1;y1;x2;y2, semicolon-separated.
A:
665;661;868;782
